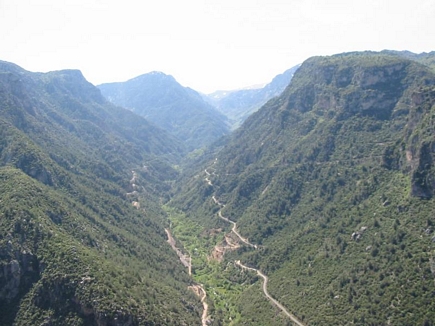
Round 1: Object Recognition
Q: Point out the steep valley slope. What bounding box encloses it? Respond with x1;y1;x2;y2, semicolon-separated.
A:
0;61;202;325
2;50;435;326
170;52;435;325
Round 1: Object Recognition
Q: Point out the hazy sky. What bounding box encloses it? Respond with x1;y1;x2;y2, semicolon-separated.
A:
1;0;434;93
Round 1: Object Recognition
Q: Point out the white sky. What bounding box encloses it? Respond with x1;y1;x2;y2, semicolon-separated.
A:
1;0;434;93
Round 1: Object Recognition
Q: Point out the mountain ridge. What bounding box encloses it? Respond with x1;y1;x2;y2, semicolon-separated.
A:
2;50;435;325
170;51;435;325
98;71;230;151
0;60;201;325
204;65;300;128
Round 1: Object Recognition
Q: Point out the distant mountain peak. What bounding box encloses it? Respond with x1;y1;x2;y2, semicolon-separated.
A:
129;71;176;83
50;68;84;77
148;70;166;75
98;72;229;150
0;60;198;325
239;83;267;91
204;64;300;128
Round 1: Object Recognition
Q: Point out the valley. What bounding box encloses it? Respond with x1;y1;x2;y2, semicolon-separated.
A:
1;50;435;325
164;228;210;325
203;161;305;325
168;51;435;325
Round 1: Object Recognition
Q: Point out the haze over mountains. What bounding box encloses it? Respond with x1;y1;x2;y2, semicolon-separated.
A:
205;64;300;128
1;50;435;325
98;72;230;151
98;66;298;141
0;60;200;325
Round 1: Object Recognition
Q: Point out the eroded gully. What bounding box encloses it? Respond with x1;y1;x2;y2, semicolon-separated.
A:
164;228;209;326
127;172;209;325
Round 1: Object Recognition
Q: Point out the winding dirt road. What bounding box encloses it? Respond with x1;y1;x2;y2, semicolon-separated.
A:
235;261;305;326
206;162;305;326
205;169;213;186
212;196;257;248
165;229;209;325
189;284;209;326
165;228;191;275
218;211;257;249
132;172;208;324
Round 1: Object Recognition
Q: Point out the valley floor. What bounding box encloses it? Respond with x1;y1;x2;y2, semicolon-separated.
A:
165;163;306;325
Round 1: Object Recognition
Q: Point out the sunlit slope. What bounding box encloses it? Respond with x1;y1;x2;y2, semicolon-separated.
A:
171;52;435;325
0;61;200;325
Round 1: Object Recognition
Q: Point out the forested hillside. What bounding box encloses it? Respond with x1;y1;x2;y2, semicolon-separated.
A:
382;50;435;72
170;52;435;325
98;72;230;151
2;50;435;325
0;61;202;325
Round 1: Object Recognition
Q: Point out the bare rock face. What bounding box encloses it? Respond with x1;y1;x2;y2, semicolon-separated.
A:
0;250;39;303
404;88;435;198
410;142;435;198
0;260;21;300
287;59;410;121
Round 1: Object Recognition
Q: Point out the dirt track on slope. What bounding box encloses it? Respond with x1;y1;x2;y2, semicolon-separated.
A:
189;284;209;326
206;161;305;326
165;229;209;324
235;261;305;326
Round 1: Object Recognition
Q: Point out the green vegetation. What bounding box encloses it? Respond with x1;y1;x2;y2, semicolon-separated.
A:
382;50;435;72
0;167;201;325
98;72;230;151
165;206;291;325
0;61;201;325
171;52;435;325
2;51;435;325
